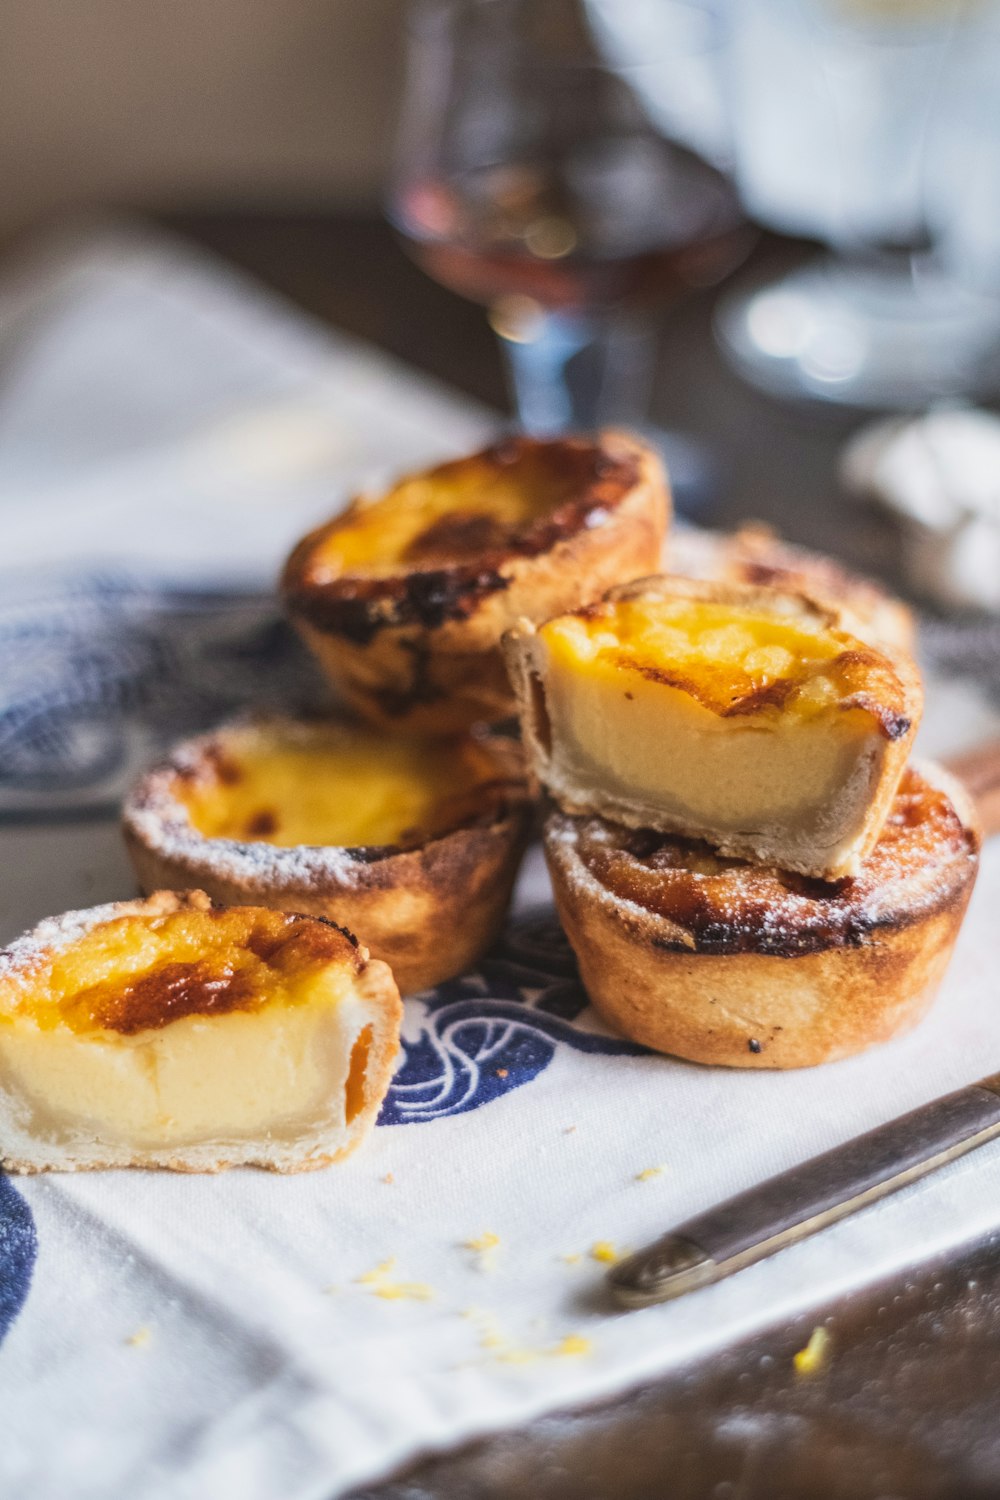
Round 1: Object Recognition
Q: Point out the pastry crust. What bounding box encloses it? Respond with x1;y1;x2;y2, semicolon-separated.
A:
669;523;915;656
0;890;403;1173
282;431;669;733
545;763;980;1069
505;574;923;879
122;719;532;993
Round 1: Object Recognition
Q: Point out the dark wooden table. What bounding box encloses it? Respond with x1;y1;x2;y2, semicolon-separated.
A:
166;211;1000;1500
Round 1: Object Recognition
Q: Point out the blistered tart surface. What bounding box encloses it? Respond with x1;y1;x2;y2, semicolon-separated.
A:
0;891;402;1172
547;767;979;957
509;576;921;879
289;435;643;596
281;432;669;733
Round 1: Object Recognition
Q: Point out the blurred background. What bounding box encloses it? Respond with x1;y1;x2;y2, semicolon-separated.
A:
0;1;402;240
5;0;1000;617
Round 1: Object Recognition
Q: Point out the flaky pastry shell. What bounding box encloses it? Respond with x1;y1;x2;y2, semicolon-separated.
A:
281;431;669;733
545;763;980;1069
122;721;532;994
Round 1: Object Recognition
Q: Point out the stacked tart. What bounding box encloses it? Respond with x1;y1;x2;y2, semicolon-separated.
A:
505;574;980;1068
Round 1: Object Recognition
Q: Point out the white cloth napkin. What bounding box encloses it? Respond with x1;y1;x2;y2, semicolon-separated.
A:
0;224;999;1500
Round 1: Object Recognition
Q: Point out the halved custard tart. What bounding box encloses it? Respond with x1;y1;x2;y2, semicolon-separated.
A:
281;431;669;733
0;890;402;1173
505;576;922;880
669;523;916;656
546;763;980;1069
123;718;532;993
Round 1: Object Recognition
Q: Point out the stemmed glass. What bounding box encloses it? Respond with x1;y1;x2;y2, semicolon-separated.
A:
387;0;752;441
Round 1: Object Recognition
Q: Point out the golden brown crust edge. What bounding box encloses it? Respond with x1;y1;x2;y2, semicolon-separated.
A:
544;767;980;1070
282;431;670;733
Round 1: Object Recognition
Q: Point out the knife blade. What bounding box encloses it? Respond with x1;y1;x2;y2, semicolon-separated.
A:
608;1070;1000;1308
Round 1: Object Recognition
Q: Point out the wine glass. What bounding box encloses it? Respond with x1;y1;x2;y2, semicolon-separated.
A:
387;0;752;445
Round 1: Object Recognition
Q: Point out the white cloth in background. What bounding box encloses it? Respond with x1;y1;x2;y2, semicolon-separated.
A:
0;224;999;1500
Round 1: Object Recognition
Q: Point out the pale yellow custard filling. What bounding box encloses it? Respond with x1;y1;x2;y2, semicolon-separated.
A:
0;906;375;1156
535;597;887;861
181;726;504;849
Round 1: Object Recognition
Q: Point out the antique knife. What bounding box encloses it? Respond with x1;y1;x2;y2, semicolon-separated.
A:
609;1071;1000;1307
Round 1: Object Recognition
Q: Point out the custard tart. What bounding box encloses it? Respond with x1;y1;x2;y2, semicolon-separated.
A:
669;523;915;656
545;763;979;1069
123;718;531;993
282;431;669;734
0;890;401;1173
505;576;922;880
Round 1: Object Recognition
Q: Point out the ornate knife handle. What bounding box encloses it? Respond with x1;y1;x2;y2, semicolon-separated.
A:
609;1074;1000;1307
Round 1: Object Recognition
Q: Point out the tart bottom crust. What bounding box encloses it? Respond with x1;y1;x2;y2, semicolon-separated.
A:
545;796;979;1070
125;814;530;996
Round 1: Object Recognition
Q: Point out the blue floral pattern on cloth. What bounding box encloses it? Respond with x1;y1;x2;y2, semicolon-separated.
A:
0;1179;37;1346
379;910;648;1125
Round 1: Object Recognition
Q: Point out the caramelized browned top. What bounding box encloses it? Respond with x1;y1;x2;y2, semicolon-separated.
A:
282;435;645;642
87;912;357;1035
552;768;979;956
2;902;361;1037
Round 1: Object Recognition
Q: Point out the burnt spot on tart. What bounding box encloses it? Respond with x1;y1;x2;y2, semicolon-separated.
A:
557;768;979;959
245;809;278;838
282;435;643;641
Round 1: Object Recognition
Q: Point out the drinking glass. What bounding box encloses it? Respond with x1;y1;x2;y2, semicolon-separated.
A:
387;0;752;439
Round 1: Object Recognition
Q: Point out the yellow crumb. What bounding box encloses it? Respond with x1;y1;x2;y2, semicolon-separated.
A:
590;1240;624;1265
563;1126;577;1134
552;1334;592;1358
463;1229;501;1271
793;1326;831;1375
382;1172;394;1185
356;1257;434;1302
463;1231;500;1253
125;1327;152;1350
356;1257;397;1284
635;1166;665;1182
558;1252;582;1265
496;1347;539;1365
372;1282;434;1302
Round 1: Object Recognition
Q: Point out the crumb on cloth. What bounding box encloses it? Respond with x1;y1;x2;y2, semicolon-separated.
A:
794;1325;830;1375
